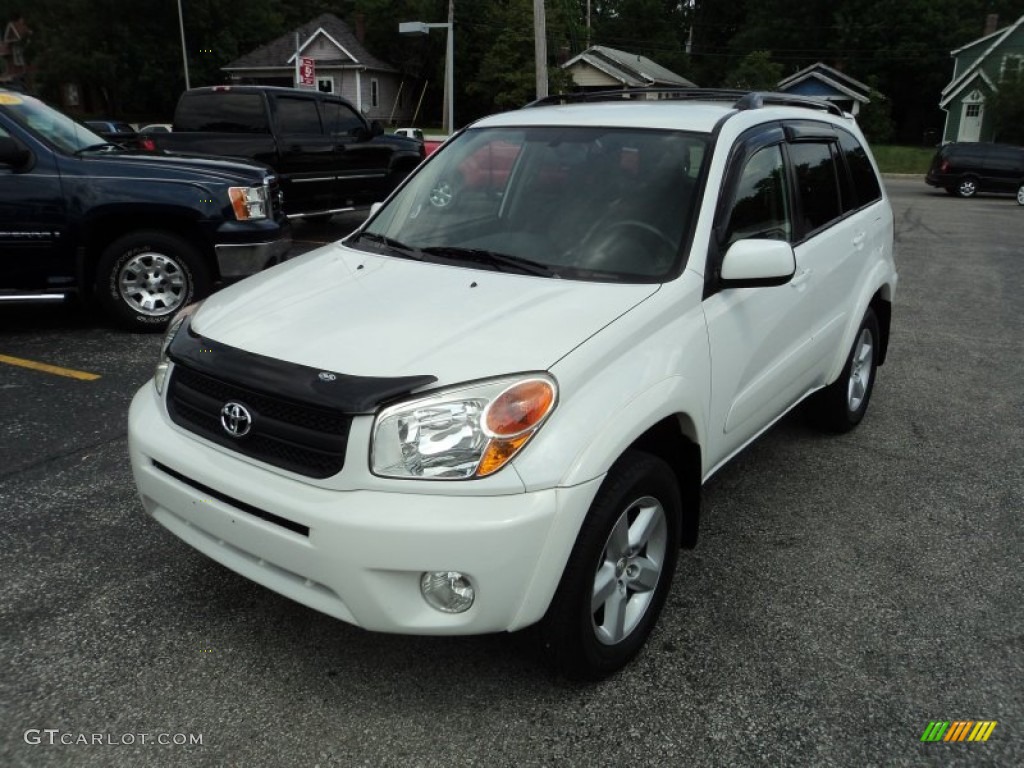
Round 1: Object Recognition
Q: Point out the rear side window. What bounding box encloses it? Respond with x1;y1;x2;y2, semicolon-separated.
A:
789;141;842;234
175;93;268;133
839;131;882;209
988;146;1024;172
275;97;322;134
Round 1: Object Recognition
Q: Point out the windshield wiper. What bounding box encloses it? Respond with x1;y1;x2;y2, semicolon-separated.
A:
350;231;425;261
419;246;558;277
74;142;122;155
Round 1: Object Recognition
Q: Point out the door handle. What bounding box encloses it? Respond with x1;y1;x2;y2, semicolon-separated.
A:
852;232;866;249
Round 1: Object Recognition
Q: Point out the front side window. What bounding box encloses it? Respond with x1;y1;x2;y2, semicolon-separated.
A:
725;144;792;246
322;101;364;138
789;141;842;235
353;126;710;283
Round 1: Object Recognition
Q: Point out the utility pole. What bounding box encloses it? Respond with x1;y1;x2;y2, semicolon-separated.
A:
443;0;454;133
534;0;548;99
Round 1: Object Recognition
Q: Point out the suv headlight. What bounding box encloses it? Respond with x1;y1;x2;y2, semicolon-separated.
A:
154;301;203;395
228;185;268;220
371;374;557;479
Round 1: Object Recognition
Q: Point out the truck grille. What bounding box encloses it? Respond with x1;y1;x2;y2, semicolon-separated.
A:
166;364;350;479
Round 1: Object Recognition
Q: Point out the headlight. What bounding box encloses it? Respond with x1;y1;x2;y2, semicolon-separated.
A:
153;301;203;395
228;185;268;220
371;374;557;479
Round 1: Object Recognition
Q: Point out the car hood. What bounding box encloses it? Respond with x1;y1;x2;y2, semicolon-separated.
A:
191;242;659;386
81;150;271;184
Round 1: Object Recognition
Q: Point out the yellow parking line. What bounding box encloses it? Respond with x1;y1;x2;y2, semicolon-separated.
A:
0;354;100;381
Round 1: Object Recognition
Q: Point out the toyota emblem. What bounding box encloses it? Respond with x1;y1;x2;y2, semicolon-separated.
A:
220;402;253;438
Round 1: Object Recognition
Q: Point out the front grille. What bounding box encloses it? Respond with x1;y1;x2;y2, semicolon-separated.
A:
166;364;351;479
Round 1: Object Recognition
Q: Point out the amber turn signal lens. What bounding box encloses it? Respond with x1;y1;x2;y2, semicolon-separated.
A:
484;379;556;438
476;434;532;477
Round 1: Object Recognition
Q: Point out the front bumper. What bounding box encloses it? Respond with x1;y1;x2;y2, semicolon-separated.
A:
128;382;600;635
214;237;292;279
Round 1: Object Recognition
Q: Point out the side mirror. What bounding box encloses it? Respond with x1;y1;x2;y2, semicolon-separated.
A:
0;136;31;170
369;120;384;138
720;239;796;288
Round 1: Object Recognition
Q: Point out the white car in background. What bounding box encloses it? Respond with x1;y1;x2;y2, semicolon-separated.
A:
128;90;897;679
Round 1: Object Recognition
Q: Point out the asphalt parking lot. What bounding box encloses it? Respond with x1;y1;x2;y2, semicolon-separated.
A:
1;178;1021;767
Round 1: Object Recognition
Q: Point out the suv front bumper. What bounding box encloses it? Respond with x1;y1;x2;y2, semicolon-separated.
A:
128;381;599;635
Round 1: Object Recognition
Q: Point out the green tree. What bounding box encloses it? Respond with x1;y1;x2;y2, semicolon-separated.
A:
988;70;1024;145
726;50;782;90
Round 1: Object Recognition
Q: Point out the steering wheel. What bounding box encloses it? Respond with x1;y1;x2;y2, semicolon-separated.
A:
579;219;677;273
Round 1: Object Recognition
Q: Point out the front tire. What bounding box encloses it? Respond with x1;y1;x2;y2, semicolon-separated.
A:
541;450;681;680
95;231;209;332
809;308;880;433
1017;183;1024;206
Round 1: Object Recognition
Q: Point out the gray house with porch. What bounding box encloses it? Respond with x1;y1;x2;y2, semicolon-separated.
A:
222;13;414;124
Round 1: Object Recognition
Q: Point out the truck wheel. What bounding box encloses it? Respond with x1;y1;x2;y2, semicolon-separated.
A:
95;231;209;332
541;450;681;680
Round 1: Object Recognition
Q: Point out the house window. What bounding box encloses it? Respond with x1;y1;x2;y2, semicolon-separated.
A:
1001;55;1024;80
370;78;379;109
12;45;24;67
966;104;981;118
317;77;334;94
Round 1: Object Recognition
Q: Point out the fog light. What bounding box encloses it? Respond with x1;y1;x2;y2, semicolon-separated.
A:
420;571;475;614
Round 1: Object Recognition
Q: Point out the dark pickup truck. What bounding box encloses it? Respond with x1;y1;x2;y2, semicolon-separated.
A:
142;85;425;219
0;89;291;330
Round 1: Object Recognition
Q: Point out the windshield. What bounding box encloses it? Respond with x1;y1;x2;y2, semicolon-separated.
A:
0;92;108;153
356;125;709;282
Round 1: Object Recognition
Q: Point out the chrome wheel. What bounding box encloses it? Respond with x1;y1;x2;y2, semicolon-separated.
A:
957;178;977;198
591;495;668;646
1017;185;1024;206
847;327;874;413
118;251;187;316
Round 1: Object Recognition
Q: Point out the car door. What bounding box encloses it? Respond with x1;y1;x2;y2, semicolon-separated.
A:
702;128;820;465
270;93;335;215
0;123;69;292
321;99;391;207
784;126;857;374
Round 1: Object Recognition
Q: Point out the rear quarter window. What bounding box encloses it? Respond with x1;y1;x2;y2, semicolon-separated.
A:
839;131;882;209
175;92;269;133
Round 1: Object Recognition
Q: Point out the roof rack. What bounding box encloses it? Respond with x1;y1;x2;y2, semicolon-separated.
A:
524;88;845;117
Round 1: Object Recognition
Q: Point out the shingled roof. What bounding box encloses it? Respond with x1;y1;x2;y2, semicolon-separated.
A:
224;13;396;73
562;45;695;88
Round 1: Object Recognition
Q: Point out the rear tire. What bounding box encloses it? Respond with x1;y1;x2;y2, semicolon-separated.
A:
541;450;681;680
1017;183;1024;206
956;177;978;198
94;231;209;332
809;308;880;433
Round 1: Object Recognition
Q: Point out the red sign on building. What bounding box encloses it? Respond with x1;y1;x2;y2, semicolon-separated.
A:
299;57;315;87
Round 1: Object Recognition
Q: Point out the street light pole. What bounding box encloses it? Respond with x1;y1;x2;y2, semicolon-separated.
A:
399;20;454;135
177;0;191;90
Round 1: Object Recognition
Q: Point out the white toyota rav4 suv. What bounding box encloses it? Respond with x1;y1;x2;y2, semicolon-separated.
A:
128;90;897;679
